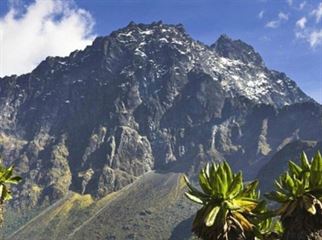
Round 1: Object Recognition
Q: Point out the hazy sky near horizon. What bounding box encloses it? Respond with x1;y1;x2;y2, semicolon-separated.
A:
0;0;321;103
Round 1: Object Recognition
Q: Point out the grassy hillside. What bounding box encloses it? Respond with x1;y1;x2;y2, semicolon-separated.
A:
8;171;199;240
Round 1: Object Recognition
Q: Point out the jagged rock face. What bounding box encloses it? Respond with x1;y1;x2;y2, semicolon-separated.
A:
211;34;264;66
0;22;320;208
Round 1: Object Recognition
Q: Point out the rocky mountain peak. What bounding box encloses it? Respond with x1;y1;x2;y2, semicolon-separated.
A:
211;34;264;66
106;21;190;45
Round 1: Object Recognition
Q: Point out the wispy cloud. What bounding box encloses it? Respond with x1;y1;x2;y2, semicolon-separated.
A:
258;10;265;19
287;0;293;6
266;20;279;28
296;29;322;48
294;2;322;48
0;0;96;77
278;12;289;20
299;1;307;10
296;17;307;29
308;30;322;47
311;2;322;23
266;12;289;28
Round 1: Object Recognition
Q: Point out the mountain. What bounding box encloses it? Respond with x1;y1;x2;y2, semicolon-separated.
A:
0;22;321;238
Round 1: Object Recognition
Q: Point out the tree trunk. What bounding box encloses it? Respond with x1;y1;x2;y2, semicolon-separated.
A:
282;204;322;240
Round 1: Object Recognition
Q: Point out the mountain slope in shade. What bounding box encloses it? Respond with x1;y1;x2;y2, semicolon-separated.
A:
0;22;321;238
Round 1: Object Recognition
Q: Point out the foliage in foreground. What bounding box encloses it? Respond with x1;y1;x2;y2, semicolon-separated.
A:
0;156;22;225
265;151;322;240
185;152;322;240
184;161;275;240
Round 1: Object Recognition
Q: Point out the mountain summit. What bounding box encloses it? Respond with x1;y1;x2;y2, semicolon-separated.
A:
91;22;311;106
53;22;313;108
211;34;264;66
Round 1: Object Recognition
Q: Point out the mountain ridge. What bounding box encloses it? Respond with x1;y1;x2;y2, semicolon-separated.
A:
1;22;313;107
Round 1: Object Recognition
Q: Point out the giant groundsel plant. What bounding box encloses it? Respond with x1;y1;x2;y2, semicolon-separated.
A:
265;151;322;240
184;161;273;240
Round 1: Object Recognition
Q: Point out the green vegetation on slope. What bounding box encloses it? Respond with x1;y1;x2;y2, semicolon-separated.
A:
9;171;197;240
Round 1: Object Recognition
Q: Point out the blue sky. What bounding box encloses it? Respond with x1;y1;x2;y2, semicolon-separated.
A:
0;0;321;103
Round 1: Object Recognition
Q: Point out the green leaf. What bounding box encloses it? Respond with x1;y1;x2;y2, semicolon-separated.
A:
293;177;305;196
205;163;211;180
224;200;241;211
227;172;242;199
274;180;287;194
311;151;322;172
223;161;233;184
213;171;224;196
199;169;212;195
283;173;295;193
183;175;209;199
0;166;14;181
0;184;10;202
310;152;322;188
300;152;310;170
217;164;228;196
288;161;302;178
184;192;204;204
0;161;21;204
242;180;259;197
5;176;22;184
231;198;259;212
3;189;12;201
265;191;289;203
0;185;3;200
303;195;316;215
205;206;220;227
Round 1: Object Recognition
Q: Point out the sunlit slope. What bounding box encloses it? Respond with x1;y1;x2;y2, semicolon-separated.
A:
9;172;197;240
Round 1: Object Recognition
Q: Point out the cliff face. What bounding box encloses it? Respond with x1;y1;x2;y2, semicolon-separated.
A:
0;22;320;211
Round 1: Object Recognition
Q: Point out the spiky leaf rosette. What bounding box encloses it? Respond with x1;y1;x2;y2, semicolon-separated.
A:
0;156;22;225
184;161;270;240
265;151;322;220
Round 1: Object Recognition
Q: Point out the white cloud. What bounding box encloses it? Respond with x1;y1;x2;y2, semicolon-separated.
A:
265;12;289;28
278;12;289;20
294;2;322;48
287;0;293;6
258;10;265;19
0;0;96;77
296;17;307;29
299;1;307;10
266;20;279;28
308;30;322;47
296;28;322;48
311;2;322;23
